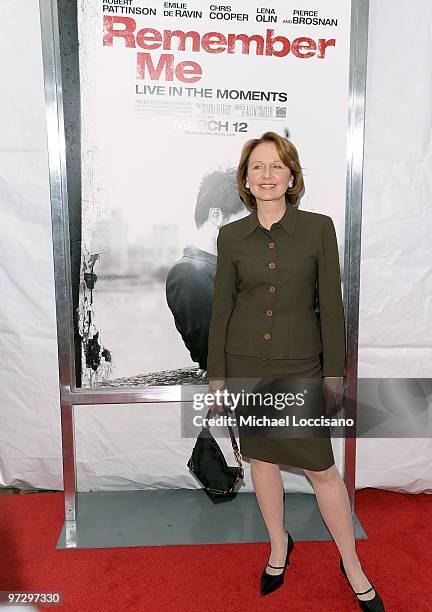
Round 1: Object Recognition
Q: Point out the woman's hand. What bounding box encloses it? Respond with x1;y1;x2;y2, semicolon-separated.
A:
323;376;345;416
208;379;229;415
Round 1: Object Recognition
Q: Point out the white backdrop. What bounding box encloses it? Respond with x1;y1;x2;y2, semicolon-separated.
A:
0;0;431;494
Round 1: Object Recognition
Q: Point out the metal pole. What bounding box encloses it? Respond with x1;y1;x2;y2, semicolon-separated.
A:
39;0;78;546
344;0;370;511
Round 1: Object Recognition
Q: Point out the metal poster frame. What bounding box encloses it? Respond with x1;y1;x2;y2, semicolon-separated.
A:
39;0;369;547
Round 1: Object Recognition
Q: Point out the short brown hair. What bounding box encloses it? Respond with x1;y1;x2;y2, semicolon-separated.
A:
237;131;304;208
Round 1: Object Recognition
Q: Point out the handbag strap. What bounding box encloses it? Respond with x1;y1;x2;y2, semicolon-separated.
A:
205;395;243;470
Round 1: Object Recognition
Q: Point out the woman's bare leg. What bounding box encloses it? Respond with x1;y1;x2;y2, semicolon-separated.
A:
303;464;375;601
250;458;288;575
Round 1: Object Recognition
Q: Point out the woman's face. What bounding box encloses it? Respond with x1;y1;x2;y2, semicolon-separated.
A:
246;141;292;205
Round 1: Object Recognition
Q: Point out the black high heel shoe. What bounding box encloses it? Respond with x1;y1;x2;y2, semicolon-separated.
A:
340;558;385;611
260;530;294;596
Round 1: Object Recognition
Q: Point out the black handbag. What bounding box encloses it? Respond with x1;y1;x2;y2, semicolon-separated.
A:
187;402;244;501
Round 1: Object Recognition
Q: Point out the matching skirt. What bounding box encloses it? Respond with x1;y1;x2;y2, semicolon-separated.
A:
225;352;335;472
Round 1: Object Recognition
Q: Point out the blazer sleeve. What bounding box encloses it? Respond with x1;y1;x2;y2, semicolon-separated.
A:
165;263;213;370
317;216;346;377
206;226;238;380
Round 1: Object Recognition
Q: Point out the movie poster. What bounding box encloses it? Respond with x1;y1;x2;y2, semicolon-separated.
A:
77;0;352;387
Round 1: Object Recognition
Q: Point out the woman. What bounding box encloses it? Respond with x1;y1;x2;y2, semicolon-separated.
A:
206;132;384;609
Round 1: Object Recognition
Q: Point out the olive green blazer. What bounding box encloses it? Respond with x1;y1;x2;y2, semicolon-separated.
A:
207;205;346;379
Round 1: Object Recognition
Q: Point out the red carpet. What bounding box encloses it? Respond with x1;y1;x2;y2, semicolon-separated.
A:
0;489;430;611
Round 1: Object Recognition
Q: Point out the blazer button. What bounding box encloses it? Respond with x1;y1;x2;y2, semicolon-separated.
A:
264;332;271;340
268;242;275;248
268;262;276;269
266;309;273;316
269;286;276;293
